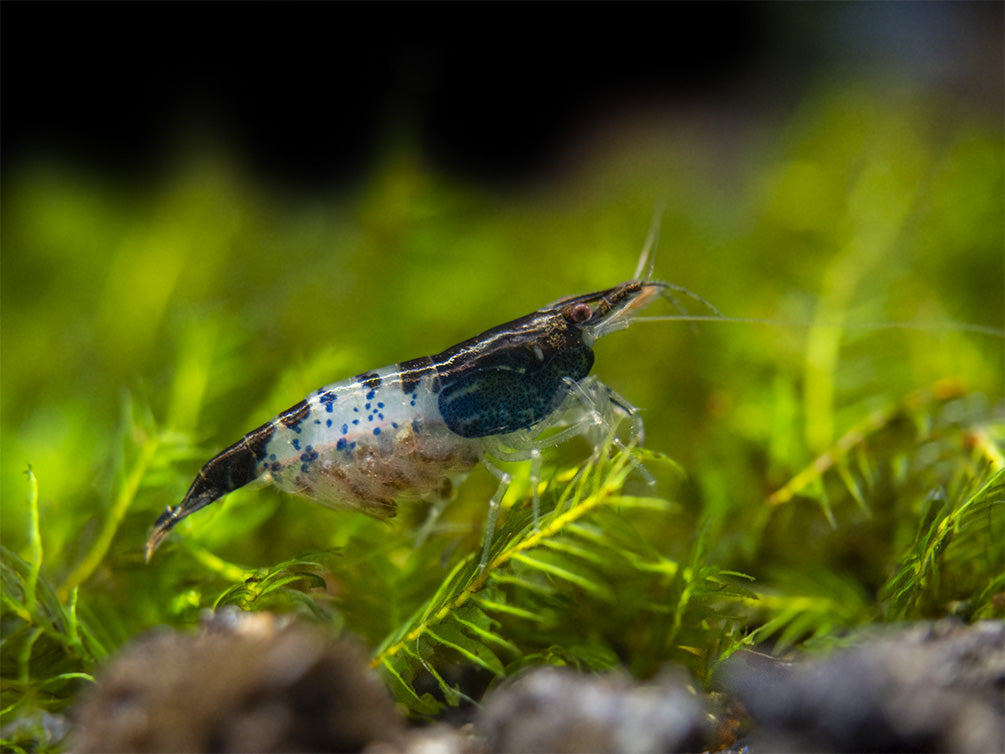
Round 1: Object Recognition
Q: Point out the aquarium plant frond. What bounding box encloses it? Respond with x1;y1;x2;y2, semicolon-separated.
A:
370;440;754;713
769;380;971;508
881;467;1005;621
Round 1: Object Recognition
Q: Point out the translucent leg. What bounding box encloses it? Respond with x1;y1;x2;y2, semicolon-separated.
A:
471;376;657;568
560;377;617;449
492;419;600;457
413;498;447;550
602;387;656;489
561;378;655;488
602;382;648;447
479;457;512;570
529;448;542;530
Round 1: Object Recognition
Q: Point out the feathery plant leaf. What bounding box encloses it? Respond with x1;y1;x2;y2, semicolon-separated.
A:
769;380;973;509
735;569;874;657
881;467;1005;621
1;472;105;751
738;382;1004;654
212;553;339;623
371;439;754;713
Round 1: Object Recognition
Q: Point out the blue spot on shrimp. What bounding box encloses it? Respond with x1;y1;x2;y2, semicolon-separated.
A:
144;247;720;567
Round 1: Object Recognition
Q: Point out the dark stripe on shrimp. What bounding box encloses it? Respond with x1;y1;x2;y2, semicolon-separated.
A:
196;421;276;495
199;440;257;492
243;420;276;461
398;356;435;395
278;400;310;431
357;372;383;390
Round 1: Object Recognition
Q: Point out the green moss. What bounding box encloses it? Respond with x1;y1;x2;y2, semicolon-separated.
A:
2;82;1002;739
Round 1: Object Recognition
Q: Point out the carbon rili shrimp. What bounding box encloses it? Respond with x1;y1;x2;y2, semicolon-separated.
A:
145;247;717;566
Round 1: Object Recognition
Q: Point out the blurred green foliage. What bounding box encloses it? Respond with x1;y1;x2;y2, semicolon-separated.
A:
2;82;1002;740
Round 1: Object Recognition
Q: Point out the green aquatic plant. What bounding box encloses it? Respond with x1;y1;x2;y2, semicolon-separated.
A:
369;441;754;713
2;82;1002;744
1;471;103;752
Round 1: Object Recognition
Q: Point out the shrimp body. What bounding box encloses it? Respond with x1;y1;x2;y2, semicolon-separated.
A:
145;279;668;560
258;366;483;517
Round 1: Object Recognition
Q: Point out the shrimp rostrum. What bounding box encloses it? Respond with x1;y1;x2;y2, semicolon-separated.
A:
146;275;698;566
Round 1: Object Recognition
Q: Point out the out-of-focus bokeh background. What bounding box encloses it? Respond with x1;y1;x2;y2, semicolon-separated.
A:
2;0;1003;738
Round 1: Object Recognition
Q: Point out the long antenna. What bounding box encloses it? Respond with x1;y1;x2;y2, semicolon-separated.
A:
633;314;1005;338
634;204;665;281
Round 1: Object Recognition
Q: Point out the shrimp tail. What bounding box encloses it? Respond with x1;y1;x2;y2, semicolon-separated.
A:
145;427;271;560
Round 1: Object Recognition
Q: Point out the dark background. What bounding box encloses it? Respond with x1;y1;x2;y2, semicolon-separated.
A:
4;2;1000;191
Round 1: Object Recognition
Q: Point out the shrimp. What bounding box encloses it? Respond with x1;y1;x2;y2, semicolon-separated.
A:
145;254;714;566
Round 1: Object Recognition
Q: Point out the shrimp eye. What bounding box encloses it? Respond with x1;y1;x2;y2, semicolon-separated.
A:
564;302;593;324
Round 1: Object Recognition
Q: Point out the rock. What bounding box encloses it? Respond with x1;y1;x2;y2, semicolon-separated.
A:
476;666;712;753
721;619;1005;753
71;609;405;753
